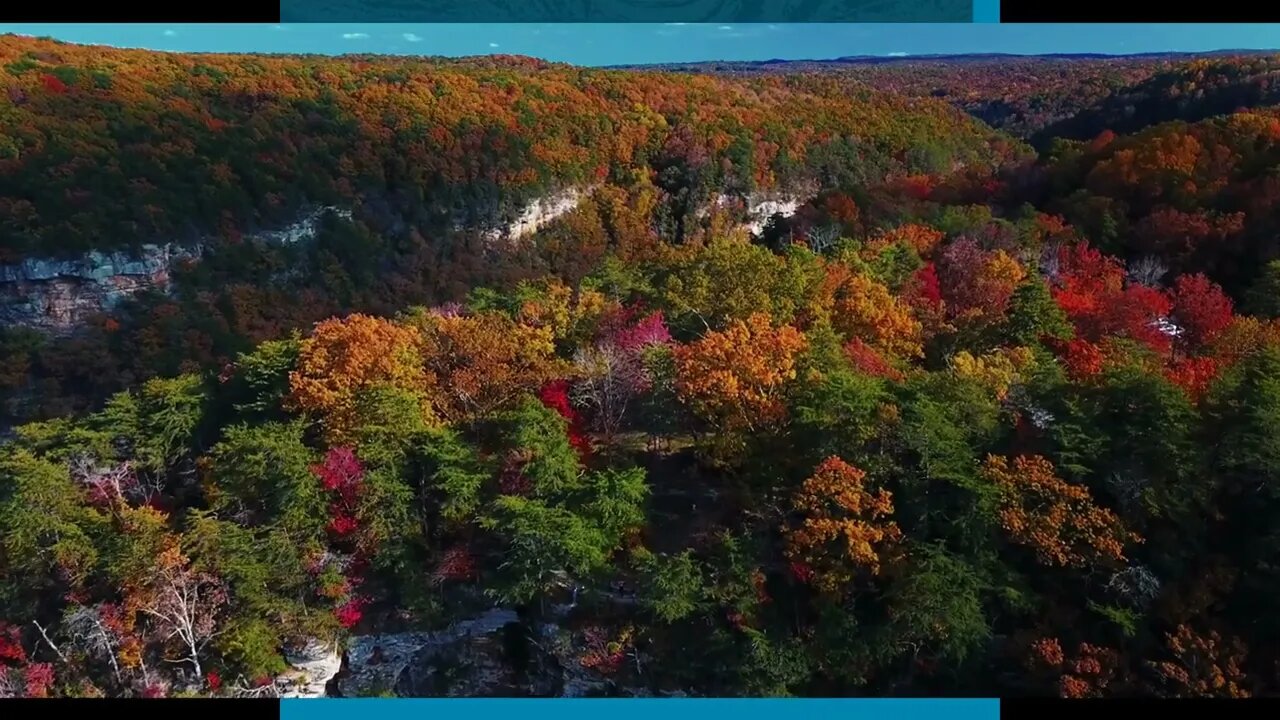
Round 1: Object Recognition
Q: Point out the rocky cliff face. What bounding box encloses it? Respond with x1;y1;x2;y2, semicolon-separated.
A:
0;192;597;335
0;186;808;336
276;639;343;698
701;190;807;235
744;196;802;235
481;187;590;244
335;606;629;698
0;245;197;334
0;206;351;335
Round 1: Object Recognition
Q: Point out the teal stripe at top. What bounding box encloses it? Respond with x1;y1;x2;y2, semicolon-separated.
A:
278;0;974;23
973;0;1002;22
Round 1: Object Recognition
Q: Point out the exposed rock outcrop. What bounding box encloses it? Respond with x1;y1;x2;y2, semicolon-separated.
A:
336;607;622;698
481;187;590;244
276;639;343;698
0;244;197;334
744;196;802;235
259;206;353;245
701;189;808;235
0;206;351;334
338;608;533;697
0;185;805;336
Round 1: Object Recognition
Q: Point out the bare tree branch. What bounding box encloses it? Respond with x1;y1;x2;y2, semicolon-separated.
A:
32;620;68;665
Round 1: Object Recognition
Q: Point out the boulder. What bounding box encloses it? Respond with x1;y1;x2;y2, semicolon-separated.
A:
276;638;342;698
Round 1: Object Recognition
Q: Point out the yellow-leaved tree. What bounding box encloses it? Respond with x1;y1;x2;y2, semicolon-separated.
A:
673;312;808;435
286;314;434;444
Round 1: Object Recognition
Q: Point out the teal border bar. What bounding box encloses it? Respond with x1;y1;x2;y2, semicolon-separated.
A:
973;0;1001;22
282;698;1002;720
279;1;973;23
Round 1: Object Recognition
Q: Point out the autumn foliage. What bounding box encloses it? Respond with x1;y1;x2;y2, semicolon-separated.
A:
822;268;924;359
1148;625;1251;698
6;39;1280;700
1029;637;1122;698
673;313;808;433
287;314;432;443
784;456;902;594
983;454;1137;568
417;311;563;423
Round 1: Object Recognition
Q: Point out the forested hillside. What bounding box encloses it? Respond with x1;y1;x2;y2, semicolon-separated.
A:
639;53;1280;141
0;36;1012;260
1024;110;1280;297
629;55;1174;138
1030;57;1280;146
0;35;1019;425
4;37;1280;700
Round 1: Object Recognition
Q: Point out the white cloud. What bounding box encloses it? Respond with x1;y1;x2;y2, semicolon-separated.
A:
887;51;909;57
489;42;500;48
402;33;422;42
767;24;780;30
717;25;733;30
664;22;686;26
270;24;284;31
162;29;177;37
342;32;369;40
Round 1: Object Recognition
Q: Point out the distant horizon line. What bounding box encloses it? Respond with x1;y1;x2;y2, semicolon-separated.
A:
3;33;1278;67
607;48;1280;67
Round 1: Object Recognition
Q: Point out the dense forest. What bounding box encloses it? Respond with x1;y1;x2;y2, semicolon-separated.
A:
4;36;1280;699
628;55;1176;138
642;53;1280;142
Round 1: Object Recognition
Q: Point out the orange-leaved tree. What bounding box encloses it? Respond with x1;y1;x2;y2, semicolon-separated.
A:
286;313;433;443
807;261;923;358
1148;625;1251;698
784;456;902;594
864;223;944;258
982;454;1138;568
673;312;808;434
825;269;924;360
1027;637;1123;698
417;311;564;424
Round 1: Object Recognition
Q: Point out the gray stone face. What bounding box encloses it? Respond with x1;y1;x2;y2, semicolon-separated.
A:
0;244;196;334
276;638;343;698
337;608;533;698
0;207;351;335
335;607;623;699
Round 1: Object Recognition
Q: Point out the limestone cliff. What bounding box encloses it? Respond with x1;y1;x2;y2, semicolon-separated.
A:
0;245;197;333
0;186;809;336
480;187;591;244
0;206;350;334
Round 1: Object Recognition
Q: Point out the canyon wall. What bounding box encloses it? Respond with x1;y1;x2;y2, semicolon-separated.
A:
480;187;590;244
0;245;197;334
1;186;808;336
701;189;808;235
0;206;350;334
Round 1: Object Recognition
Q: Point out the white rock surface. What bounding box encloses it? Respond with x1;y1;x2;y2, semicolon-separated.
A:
699;191;804;235
482;188;588;243
257;206;352;245
276;639;342;699
744;197;801;235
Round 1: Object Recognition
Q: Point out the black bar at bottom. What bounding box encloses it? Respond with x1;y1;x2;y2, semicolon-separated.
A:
1001;2;1280;21
0;698;280;718
1003;698;1280;720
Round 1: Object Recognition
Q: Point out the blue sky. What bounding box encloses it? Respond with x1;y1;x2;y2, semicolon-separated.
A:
2;24;1279;66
